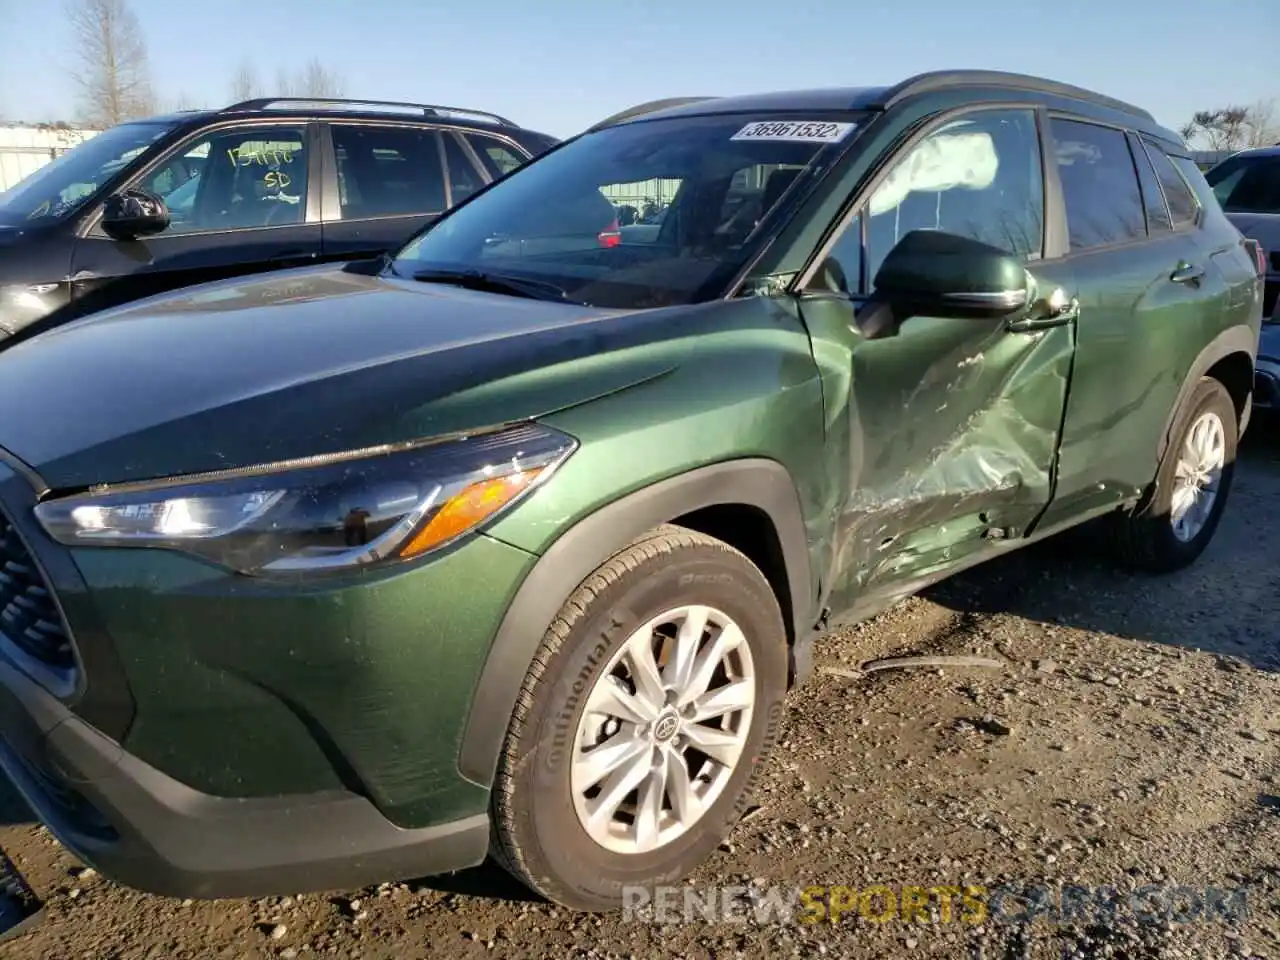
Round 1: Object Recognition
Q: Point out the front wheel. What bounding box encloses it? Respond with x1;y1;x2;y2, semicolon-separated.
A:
1107;377;1237;572
489;525;788;911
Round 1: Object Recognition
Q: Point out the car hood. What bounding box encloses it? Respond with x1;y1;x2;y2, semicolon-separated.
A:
0;264;677;490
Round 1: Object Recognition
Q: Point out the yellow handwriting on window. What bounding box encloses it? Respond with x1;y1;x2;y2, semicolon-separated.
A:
227;142;301;168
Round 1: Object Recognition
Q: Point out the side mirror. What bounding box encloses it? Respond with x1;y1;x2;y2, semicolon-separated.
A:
872;229;1030;320
101;188;170;241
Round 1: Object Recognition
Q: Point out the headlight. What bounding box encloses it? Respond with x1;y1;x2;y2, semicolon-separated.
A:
33;424;575;575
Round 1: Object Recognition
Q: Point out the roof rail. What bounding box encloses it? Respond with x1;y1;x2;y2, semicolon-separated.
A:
870;70;1155;122
589;97;721;132
222;97;515;127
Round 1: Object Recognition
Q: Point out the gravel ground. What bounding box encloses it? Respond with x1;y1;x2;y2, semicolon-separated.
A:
2;428;1278;960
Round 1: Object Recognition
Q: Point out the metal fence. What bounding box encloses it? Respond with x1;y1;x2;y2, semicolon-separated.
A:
0;126;100;192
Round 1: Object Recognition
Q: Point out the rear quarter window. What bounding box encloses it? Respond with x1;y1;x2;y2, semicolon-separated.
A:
1141;139;1200;228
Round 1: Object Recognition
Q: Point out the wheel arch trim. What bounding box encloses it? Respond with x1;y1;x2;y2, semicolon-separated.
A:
1157;324;1256;462
458;457;813;787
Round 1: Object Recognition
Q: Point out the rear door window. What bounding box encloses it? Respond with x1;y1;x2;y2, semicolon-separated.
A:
1049;118;1146;251
463;133;527;179
330;124;447;219
441;134;486;204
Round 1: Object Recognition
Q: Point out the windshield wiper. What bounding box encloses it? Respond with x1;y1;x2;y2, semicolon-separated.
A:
410;268;582;304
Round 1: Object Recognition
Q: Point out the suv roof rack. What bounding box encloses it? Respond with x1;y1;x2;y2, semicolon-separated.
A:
222;97;515;127
589;97;721;132
870;70;1155;122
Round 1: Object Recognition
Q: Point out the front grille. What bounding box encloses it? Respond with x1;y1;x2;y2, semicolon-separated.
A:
1265;280;1279;320
0;511;73;670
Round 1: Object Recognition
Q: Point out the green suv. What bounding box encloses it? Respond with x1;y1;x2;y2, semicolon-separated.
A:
0;71;1264;912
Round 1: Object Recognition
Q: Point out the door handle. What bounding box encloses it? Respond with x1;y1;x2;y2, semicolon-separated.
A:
1170;262;1205;285
1006;289;1078;333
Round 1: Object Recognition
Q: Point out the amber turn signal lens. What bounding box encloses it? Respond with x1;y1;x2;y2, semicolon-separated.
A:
398;467;546;558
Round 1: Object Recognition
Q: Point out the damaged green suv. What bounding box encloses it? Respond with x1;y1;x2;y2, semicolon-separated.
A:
0;71;1264;912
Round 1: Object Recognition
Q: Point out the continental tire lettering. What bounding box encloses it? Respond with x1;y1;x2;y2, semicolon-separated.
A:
678;573;736;587
544;619;624;773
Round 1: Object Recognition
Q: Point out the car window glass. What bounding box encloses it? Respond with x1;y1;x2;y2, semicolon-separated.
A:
132;125;307;235
463;133;526;179
395;113;859;310
0;120;177;225
442;134;485;204
138;141;210;228
1049;119;1145;251
1130;136;1172;234
1205;155;1280;215
601;178;680;242
331;125;446;219
812;212;863;295
864;108;1044;287
717;163;807;241
1207;163;1250;208
1143;141;1200;227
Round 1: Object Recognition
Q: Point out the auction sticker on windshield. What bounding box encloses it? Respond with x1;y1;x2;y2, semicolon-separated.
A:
730;120;856;143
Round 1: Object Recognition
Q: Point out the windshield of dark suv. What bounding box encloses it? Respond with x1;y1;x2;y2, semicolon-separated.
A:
1205;153;1280;214
391;114;861;308
0;120;178;225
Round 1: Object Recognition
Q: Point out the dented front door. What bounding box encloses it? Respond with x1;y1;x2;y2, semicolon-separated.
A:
820;271;1075;618
795;106;1077;621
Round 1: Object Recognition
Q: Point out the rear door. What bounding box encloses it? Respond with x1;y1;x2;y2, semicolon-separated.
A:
1035;117;1235;528
319;123;489;261
68;121;322;316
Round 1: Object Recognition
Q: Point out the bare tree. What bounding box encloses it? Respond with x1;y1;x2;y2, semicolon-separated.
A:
1181;101;1279;151
65;0;154;126
1244;98;1279;147
297;58;344;98
274;67;297;98
161;91;209;113
230;60;260;102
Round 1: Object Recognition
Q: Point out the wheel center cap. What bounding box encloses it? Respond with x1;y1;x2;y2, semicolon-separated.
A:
652;712;680;743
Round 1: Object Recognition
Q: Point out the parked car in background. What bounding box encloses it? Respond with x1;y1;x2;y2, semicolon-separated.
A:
1206;145;1280;320
0;71;1262;914
0;98;557;344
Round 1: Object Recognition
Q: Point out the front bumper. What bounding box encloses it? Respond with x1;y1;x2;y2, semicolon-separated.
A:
0;657;489;898
0;455;541;897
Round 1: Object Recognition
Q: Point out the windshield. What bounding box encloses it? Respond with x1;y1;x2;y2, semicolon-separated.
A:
1205;153;1280;215
0;120;177;225
391;114;860;308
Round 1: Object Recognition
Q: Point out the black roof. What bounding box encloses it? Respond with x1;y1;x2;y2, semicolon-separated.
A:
597;71;1174;139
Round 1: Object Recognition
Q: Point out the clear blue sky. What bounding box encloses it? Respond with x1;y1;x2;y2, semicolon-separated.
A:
0;0;1276;138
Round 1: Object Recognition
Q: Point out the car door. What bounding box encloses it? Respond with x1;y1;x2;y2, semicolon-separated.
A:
68;121;323;316
1031;117;1236;529
319;123;486;261
791;106;1079;620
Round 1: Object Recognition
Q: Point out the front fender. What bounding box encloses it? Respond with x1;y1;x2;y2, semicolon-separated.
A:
457;458;811;787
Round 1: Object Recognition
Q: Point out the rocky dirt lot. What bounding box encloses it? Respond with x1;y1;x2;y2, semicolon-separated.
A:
2;430;1278;960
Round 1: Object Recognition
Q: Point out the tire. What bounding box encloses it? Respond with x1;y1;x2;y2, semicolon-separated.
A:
1107;377;1237;573
489;524;788;912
